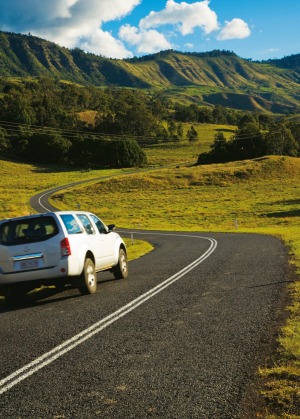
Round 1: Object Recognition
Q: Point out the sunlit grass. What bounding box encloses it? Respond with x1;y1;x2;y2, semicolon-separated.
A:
145;124;236;166
0;158;132;219
50;156;300;233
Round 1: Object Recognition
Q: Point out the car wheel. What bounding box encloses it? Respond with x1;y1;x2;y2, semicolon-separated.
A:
79;258;97;295
113;248;128;280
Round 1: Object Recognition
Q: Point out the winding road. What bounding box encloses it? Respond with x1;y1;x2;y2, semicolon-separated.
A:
0;181;291;418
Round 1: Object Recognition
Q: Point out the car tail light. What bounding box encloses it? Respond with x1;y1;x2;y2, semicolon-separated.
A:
61;238;71;256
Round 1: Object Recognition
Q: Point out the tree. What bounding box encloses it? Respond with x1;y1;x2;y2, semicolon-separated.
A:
174;103;199;122
95;89;160;137
258;114;272;130
187;125;198;142
210;132;229;162
265;124;299;156
0;127;8;151
177;122;184;140
287;122;300;156
95;139;147;168
197;107;213;123
1;89;36;124
212;132;227;149
69;136;147;168
237;113;258;129
230;122;265;160
168;120;180;141
149;97;168;120
68;135;96;167
212;106;226;124
198;123;266;165
25;131;72;164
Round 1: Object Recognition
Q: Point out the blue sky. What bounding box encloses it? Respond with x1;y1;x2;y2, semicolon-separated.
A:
0;0;299;60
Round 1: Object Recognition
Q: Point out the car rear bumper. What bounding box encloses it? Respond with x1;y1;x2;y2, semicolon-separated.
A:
0;259;70;285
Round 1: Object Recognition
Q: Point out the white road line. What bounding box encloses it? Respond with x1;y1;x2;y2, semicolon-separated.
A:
38;191;52;212
38;189;61;212
0;235;217;395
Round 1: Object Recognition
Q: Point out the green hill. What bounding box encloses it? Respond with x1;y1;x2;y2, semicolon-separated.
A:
0;31;299;113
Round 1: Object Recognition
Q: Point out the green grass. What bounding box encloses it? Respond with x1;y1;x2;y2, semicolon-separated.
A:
145;123;236;166
0;141;300;417
0;157;134;219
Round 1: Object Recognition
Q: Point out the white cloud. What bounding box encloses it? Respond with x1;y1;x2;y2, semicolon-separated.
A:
0;0;252;58
140;0;219;36
0;0;141;58
0;0;141;27
78;30;133;59
218;18;251;40
119;24;172;54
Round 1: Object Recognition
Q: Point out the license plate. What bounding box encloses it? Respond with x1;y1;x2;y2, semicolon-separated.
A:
16;259;40;271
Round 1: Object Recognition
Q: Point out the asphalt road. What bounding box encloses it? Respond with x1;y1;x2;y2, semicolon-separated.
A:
0;186;292;418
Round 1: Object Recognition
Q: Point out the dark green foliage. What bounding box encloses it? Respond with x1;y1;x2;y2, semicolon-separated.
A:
237;113;258;129
94;88;162;137
126;49;237;63
230;123;265;160
262;53;300;69
198;122;299;165
6;130;147;168
68;135;96;167
288;122;300;151
69;136;147;168
174;102;239;125
23;131;72;164
0;127;8;150
99;139;147;168
0;85;36;124
209;132;229;163
264;124;299;156
187;125;198;142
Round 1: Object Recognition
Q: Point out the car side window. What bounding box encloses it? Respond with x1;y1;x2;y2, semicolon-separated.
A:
77;214;95;235
60;214;82;235
90;214;107;234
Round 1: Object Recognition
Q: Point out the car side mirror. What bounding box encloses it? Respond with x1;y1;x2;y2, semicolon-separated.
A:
107;224;116;232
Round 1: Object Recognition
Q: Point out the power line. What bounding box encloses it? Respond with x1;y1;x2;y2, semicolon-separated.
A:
0;120;213;144
1;119;279;144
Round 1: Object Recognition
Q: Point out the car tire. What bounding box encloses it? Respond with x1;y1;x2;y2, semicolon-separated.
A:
113;248;128;280
79;258;97;295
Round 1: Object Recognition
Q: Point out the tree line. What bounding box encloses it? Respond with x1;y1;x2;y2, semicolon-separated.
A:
198;114;300;164
0;76;299;168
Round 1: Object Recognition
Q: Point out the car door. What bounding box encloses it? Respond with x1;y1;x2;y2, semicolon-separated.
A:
89;214;117;268
77;214;116;270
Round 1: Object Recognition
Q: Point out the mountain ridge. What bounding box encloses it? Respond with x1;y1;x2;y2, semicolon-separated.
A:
0;31;299;113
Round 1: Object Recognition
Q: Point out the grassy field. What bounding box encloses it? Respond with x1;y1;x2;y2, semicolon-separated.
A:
0;158;136;219
145;123;236;166
0;137;300;417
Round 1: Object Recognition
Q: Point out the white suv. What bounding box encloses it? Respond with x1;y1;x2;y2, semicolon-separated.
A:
0;211;128;302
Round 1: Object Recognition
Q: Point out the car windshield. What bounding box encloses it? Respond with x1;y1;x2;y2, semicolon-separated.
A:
0;216;58;246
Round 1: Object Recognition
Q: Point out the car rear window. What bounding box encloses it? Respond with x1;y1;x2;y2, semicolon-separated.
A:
0;216;59;246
